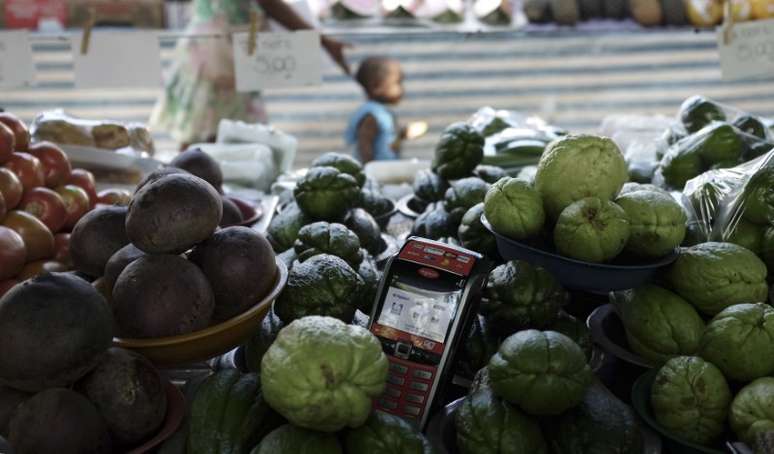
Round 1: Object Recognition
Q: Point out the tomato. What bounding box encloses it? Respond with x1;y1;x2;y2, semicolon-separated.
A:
0;225;26;280
2;210;54;262
0;279;19;297
28;141;72;188
54;233;71;266
0;122;14;165
0;191;5;221
20;187;67;233
55;184;91;231
0;167;22;209
18;260;67;280
0;113;29;152
68;169;97;209
4;152;45;193
97;188;132;206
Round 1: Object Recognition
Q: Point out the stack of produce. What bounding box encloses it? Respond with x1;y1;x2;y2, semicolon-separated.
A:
0;111;134;295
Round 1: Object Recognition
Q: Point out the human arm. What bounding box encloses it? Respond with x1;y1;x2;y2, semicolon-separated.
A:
356;114;379;163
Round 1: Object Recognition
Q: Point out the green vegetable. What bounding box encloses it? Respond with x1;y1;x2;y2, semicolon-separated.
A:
188;370;283;454
488;330;593;416
730;377;774;446
534;134;628;218
344;411;435;454
473;165;508;184
481;261;566;336
691;122;744;164
344;208;382;256
356;256;380;315
615;190;686;258
412;170;449;203
612;285;704;365
726;218;765;254
679;95;726;133
458;203;499;258
554;197;630;263
619;182;670;196
294;167;360;222
455;388;547;454
358;190;394;218
650;356;731;446
742;163;774;224
659;145;703;189
699;303;774;382
458;315;499;377
668;242;768;315
294;222;363;267
548;312;592;360
432;123;485;180
274;254;364;324
249;424;342;454
311;152;366;187
412;202;457;240
244;308;284;373
261;316;388;432
483;177;545;240
444;177;490;222
481;117;511;137
267;203;311;252
733;115;768;139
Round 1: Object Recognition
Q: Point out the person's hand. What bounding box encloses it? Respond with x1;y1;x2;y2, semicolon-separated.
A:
321;35;352;75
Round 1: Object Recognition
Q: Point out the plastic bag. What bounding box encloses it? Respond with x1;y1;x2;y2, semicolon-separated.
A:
681;149;774;268
30;109;155;157
189;142;277;192
216;119;297;175
599;114;675;183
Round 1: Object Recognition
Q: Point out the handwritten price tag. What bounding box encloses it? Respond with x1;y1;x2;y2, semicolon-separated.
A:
233;30;322;92
717;19;774;81
0;31;34;89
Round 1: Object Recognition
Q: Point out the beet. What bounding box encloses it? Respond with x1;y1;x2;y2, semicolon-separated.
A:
220;196;243;227
69;206;129;277
103;243;145;291
170;148;223;191
135;166;188;193
0;386;28;437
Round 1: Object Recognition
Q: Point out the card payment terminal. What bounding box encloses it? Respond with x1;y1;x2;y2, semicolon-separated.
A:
368;237;490;429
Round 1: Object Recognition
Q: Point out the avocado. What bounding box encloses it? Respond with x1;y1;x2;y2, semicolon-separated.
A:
112;254;215;338
170;148;223;192
77;347;166;446
8;388;111;454
69;206;130;278
126;173;222;254
103;244;145;291
189;226;277;323
220;196;243;227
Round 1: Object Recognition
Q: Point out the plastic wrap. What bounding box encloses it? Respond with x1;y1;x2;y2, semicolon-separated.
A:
216;119;298;175
30;110;155;157
599;114;675;183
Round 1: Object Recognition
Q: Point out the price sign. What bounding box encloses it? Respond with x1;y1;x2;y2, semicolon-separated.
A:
717;19;774;81
233;30;322;92
0;31;34;89
73;32;162;89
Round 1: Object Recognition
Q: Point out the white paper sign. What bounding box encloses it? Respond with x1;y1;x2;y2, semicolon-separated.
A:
72;32;162;89
0;31;35;89
717;19;774;81
233;30;322;92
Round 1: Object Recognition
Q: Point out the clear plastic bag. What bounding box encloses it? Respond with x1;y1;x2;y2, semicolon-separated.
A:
189;142;277;192
216;119;298;175
30;109;155;157
599;114;675;183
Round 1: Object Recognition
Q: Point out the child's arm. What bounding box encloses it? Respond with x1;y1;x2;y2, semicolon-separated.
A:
356;115;379;163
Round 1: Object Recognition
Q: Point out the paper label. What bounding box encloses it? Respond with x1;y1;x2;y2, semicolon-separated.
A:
0;31;35;89
717;19;774;81
72;32;162;89
233;30;322;92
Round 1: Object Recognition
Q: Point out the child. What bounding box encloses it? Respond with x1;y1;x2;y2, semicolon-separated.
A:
345;57;405;163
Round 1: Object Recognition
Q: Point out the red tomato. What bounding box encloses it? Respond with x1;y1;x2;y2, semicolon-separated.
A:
0;226;26;280
0;167;22;209
55;184;91;231
0;279;19;297
0;122;14;165
0;191;5;221
28;141;72;188
20;187;67;233
4;152;45;193
18;259;67;281
68;169;97;209
0;113;29;152
2;210;54;262
97;188;132;206
53;232;71;265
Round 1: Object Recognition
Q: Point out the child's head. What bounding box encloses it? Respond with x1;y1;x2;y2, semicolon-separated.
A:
355;57;403;105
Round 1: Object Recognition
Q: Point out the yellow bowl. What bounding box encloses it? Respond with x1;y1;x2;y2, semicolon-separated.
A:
113;257;287;366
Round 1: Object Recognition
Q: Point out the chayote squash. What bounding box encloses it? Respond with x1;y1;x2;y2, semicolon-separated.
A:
344;208;383;256
659;145;703;189
742;162;774;224
432;123;485;180
311;152;366;188
188;370;284;454
244;307;284;373
455;388;547;454
483;176;545;240
412;202;457;240
488;330;592;416
473;165;507;184
261;316;388;432
266;203;311;253
548;312;592;361
344;411;435;454
457;203;499;258
357;255;381;315
444;177;490;222
679;96;726;133
615;190;687;258
730;377;774;446
274;254;364;324
294;222;363;267
294;167;360;222
412;170;449;203
358;189;394;219
457;314;499;378
480;261;566;336
249;424;342;454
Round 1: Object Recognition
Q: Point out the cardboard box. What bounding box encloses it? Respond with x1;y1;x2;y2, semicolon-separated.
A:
67;0;165;29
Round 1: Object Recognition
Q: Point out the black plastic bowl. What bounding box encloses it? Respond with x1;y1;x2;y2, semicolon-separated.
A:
427;396;663;454
481;215;678;292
